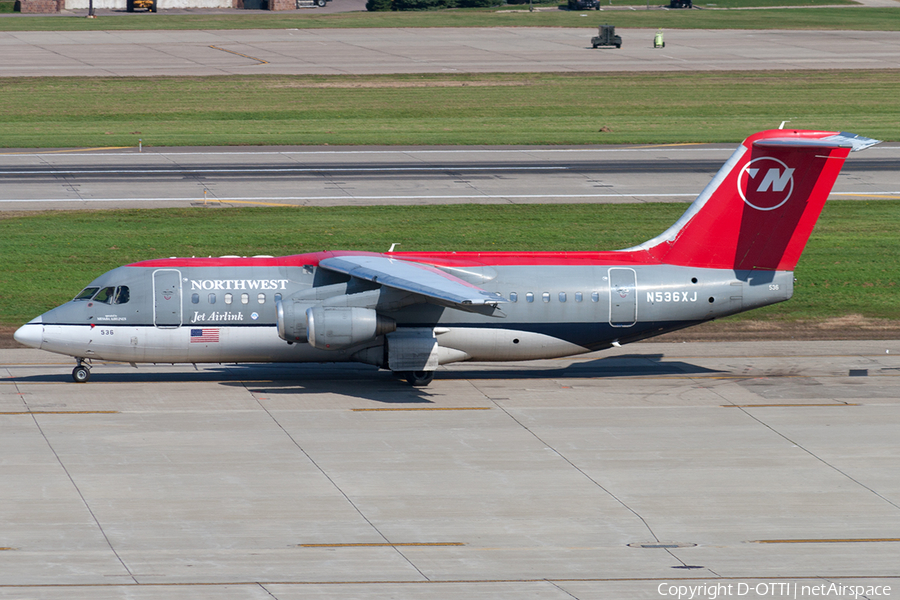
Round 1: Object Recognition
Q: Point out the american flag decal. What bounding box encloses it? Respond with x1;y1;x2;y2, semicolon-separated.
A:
190;328;219;343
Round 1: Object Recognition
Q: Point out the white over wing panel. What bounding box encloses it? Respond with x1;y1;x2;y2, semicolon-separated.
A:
320;255;507;308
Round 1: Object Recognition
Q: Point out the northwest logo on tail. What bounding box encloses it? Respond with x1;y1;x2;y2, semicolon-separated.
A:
738;157;795;211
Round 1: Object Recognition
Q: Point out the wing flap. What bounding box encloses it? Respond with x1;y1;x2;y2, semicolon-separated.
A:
319;255;507;312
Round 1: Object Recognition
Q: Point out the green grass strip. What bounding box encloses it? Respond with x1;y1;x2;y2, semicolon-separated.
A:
0;6;894;32
2;202;898;327
1;71;898;148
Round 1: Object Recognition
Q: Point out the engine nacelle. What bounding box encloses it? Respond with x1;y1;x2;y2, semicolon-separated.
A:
306;306;396;351
275;298;313;342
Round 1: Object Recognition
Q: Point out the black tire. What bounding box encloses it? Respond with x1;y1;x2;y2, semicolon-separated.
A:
72;366;91;383
316;0;326;5
403;371;434;387
616;43;621;49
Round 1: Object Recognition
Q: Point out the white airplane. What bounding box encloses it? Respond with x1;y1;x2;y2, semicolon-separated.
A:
14;129;879;385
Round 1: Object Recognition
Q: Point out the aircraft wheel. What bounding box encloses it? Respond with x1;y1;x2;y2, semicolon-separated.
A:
404;371;434;387
72;366;91;383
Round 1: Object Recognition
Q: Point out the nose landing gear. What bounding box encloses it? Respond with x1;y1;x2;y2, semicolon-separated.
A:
72;359;91;383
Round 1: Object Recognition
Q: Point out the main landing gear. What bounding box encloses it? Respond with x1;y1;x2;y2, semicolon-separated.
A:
72;359;91;383
396;370;435;387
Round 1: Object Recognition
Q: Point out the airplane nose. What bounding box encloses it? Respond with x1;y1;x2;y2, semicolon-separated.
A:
14;317;43;349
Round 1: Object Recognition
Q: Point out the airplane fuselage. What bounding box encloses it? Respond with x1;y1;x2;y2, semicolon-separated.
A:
28;251;793;366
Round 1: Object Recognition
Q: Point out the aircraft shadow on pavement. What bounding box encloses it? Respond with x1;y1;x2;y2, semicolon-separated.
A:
4;355;721;405
217;354;723;404
210;354;722;404
436;354;722;381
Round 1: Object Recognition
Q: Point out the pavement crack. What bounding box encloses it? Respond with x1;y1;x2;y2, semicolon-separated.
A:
257;582;281;599
546;579;581;599
466;380;663;545
240;379;431;582
711;385;900;512
25;408;138;583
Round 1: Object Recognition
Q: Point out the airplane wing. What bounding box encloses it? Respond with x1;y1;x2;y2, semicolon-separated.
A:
318;255;508;314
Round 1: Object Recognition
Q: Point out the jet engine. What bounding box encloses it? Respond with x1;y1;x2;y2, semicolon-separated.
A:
276;298;313;343
306;306;395;350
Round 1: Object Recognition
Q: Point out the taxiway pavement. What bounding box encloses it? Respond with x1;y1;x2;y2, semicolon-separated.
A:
1;340;899;599
2;142;898;210
3;28;900;77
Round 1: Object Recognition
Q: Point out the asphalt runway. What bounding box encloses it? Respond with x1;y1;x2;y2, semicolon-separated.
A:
3;27;900;77
2;142;898;210
1;340;899;599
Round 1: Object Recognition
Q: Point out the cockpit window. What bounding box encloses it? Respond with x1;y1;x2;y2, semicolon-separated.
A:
114;286;130;304
93;287;115;304
74;286;130;304
74;287;99;301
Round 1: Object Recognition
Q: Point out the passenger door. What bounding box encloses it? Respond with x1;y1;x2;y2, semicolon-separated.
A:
153;269;183;328
609;268;636;327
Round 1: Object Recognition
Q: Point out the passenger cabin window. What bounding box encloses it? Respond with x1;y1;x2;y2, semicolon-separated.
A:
542;292;550;303
258;293;266;305
510;292;518;303
559;292;567;303
526;292;534;303
575;292;583;302
225;294;233;305
241;293;249;305
591;291;600;302
209;294;216;305
192;293;200;304
275;293;282;303
75;287;99;301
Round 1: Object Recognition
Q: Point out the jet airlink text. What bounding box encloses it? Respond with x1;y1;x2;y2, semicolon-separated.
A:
190;279;289;291
190;311;245;323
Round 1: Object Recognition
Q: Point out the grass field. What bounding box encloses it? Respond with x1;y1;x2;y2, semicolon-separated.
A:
1;71;897;148
1;202;898;328
0;6;895;31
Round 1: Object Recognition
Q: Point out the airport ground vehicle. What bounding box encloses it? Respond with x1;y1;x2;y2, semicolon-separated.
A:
592;24;622;48
568;0;599;10
126;0;157;11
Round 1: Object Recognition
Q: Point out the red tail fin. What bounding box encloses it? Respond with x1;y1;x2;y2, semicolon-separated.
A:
632;129;879;271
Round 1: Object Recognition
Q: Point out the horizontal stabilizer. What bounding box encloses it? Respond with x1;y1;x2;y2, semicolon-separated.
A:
755;132;881;152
